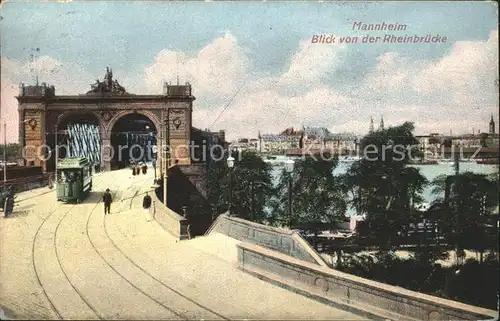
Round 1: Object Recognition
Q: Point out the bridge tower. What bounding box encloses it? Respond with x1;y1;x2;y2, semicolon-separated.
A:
16;68;195;173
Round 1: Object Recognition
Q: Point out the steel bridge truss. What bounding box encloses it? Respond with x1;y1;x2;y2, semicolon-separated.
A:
57;122;101;165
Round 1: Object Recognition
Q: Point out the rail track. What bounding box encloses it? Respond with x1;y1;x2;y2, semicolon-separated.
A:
31;199;80;320
30;171;228;320
99;180;229;320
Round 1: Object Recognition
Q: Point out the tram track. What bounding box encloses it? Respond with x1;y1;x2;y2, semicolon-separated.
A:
31;199;68;320
30;169;229;320
53;200;105;319
100;178;231;320
31;170;123;320
31;196;102;319
101;223;231;320
82;176;188;320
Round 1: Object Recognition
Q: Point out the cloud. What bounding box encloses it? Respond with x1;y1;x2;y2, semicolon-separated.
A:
415;30;498;96
142;32;250;97
1;56;94;142
357;30;498;135
278;38;345;88
141;32;350;137
1;30;498;143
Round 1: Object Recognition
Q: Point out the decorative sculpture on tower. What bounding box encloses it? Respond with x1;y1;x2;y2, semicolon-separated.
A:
86;67;128;95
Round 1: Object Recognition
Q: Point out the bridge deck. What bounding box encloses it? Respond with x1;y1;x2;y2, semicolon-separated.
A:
0;168;365;320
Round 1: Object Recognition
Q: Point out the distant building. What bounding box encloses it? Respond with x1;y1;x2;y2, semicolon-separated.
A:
483;133;499;149
228;137;259;152
416;116;499;157
452;134;482;148
300;126;358;152
324;133;359;151
259;127;302;154
302;126;331;150
192;128;227;164
248;138;259;149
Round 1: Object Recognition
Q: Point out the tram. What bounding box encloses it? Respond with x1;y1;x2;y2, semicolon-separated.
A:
56;157;93;203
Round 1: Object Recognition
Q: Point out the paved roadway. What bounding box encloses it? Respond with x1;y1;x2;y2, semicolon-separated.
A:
0;167;366;320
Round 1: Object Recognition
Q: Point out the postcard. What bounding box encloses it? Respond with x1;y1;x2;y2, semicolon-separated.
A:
0;1;498;320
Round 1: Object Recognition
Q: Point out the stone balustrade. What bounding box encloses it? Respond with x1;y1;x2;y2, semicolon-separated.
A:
237;242;498;321
206;214;328;267
150;190;188;240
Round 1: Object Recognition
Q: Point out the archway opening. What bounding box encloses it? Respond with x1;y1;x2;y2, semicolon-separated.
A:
50;113;101;172
110;113;157;170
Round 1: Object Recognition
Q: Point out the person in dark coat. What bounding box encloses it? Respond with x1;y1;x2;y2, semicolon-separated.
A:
103;188;112;215
142;192;152;211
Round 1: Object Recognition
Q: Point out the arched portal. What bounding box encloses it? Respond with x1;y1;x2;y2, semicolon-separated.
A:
110;114;157;170
50;112;102;172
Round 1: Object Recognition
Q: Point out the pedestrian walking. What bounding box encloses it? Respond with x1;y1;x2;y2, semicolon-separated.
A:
142;192;152;212
103;188;112;215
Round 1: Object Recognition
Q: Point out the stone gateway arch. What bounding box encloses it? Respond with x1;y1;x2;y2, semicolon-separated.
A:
17;68;195;173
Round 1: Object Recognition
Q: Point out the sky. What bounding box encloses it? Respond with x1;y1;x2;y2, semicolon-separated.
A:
1;1;498;143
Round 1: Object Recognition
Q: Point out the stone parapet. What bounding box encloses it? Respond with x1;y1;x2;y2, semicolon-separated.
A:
150;189;188;240
237;242;498;321
206;214;328;267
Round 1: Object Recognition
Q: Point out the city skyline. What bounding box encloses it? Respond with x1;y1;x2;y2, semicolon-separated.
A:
1;1;498;142
231;115;497;141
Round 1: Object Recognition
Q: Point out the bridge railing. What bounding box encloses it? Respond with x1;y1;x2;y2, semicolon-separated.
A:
206;213;329;267
150;190;188;240
0;175;49;194
237;242;498;321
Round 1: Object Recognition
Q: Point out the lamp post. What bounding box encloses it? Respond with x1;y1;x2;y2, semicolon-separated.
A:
285;159;295;228
54;124;59;171
163;114;170;206
2;121;6;182
250;180;254;221
227;156;235;215
148;126;157;181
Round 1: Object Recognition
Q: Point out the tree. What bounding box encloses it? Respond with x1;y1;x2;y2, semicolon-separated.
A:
428;136;441;145
340;122;428;248
430;172;499;264
207;149;275;223
270;156;346;229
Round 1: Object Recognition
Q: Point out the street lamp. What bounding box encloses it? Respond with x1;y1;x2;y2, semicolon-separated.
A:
163;116;169;207
54;123;59;171
2;121;6;182
227;156;235;215
285;159;295;228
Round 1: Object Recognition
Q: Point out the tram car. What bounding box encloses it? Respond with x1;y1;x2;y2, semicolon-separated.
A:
56;157;93;203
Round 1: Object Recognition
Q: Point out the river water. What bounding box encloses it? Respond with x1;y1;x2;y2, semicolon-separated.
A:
269;162;498;216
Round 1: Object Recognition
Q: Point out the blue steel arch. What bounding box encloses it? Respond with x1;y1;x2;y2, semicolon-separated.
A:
56;111;104;166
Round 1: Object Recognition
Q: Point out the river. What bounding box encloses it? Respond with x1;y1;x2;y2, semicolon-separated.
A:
269;161;498;216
